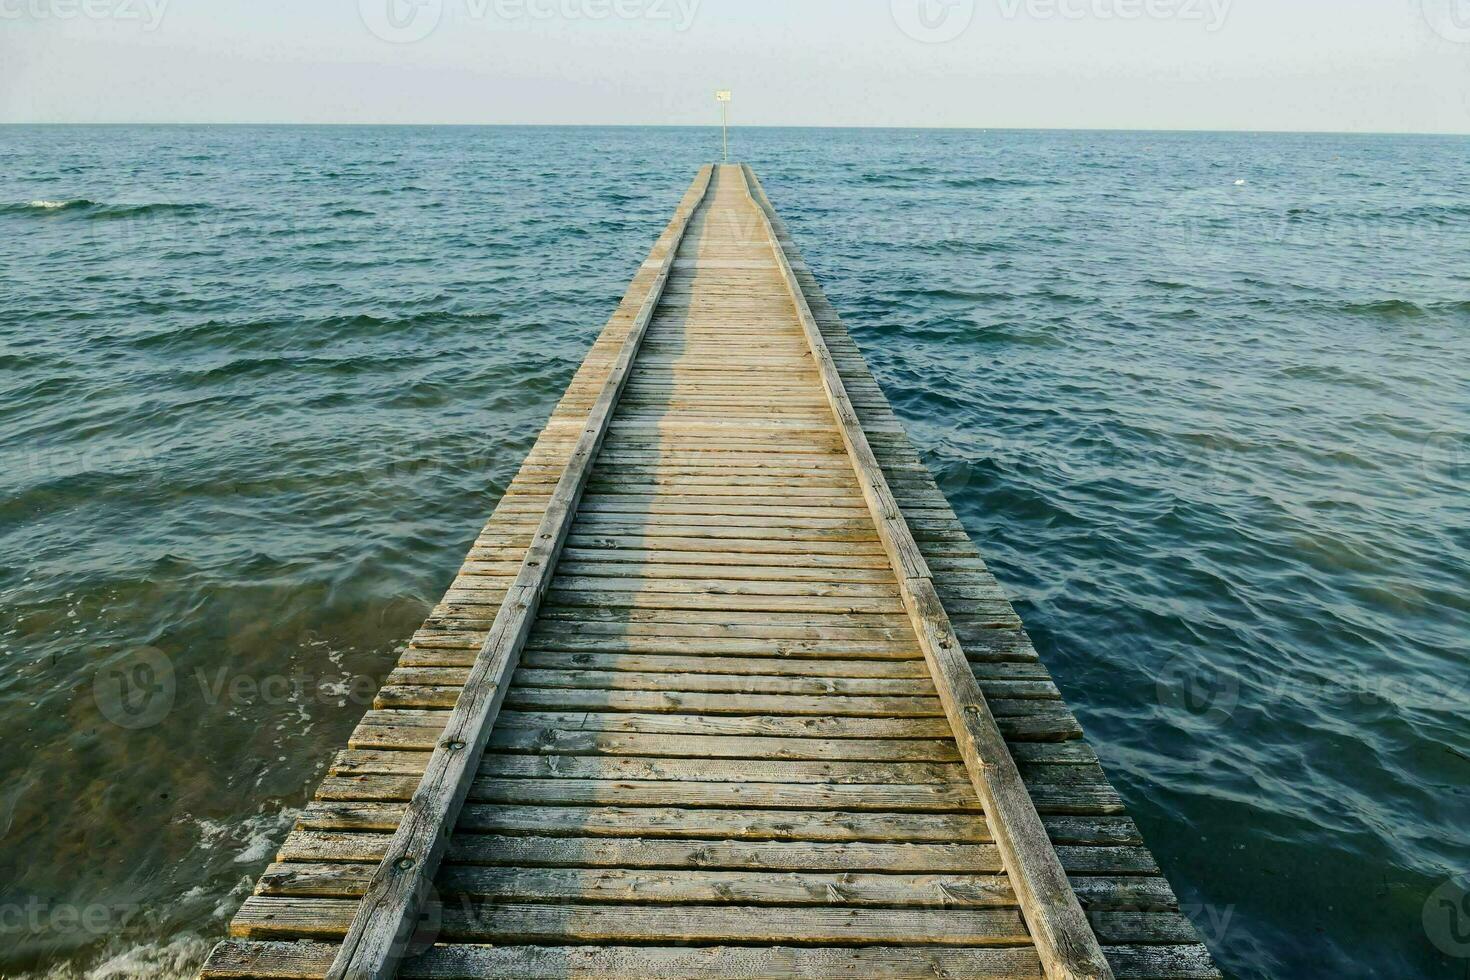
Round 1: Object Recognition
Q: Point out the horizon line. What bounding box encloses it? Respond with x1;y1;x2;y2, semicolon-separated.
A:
3;122;1469;138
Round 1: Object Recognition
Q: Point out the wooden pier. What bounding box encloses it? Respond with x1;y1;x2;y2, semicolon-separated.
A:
200;165;1220;980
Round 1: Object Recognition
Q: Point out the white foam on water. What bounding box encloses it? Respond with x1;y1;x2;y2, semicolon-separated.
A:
28;200;74;209
189;806;299;864
83;935;212;980
12;808;302;978
8;934;211;980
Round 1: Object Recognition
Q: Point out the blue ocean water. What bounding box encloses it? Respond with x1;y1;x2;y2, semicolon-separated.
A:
0;125;1466;978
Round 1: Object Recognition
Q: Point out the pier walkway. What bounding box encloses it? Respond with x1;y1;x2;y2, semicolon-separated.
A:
200;165;1220;980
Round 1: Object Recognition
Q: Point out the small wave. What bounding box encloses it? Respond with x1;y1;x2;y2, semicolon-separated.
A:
1341;299;1424;318
2;198;97;213
95;202;210;220
1358;202;1470;225
855;171;1043;190
132;310;503;367
940;176;1048;189
1278;363;1393;394
891;286;1012;304
975;324;1066;348
914;239;1011;256
4;199;208;220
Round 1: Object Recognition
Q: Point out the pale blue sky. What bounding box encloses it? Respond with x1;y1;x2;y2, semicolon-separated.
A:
3;0;1468;132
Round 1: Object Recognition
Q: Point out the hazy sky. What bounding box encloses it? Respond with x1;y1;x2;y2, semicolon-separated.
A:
3;0;1468;132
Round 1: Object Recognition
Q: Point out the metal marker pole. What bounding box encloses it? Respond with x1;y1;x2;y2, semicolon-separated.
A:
716;90;732;163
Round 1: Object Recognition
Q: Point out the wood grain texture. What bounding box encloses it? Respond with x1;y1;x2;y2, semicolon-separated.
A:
202;164;1217;980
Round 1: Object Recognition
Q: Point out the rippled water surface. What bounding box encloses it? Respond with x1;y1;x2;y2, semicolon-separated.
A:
1;126;1466;979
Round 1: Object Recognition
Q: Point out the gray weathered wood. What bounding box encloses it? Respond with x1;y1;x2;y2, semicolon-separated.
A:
203;164;1215;980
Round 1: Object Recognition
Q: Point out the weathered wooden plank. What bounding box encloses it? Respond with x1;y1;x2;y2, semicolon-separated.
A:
201;941;1047;980
311;776;988;813
393;663;1057;700
353;705;1079;746
238;899;1205;952
330;750;971;785
483;729;964;761
434;708;953;738
258;864;1178;913
237;898;1033;945
354;720;1089;765
259;862;1024;906
385;687;950;717
400;666;934;696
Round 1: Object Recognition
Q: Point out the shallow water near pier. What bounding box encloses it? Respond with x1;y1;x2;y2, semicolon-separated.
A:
0;125;1466;978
